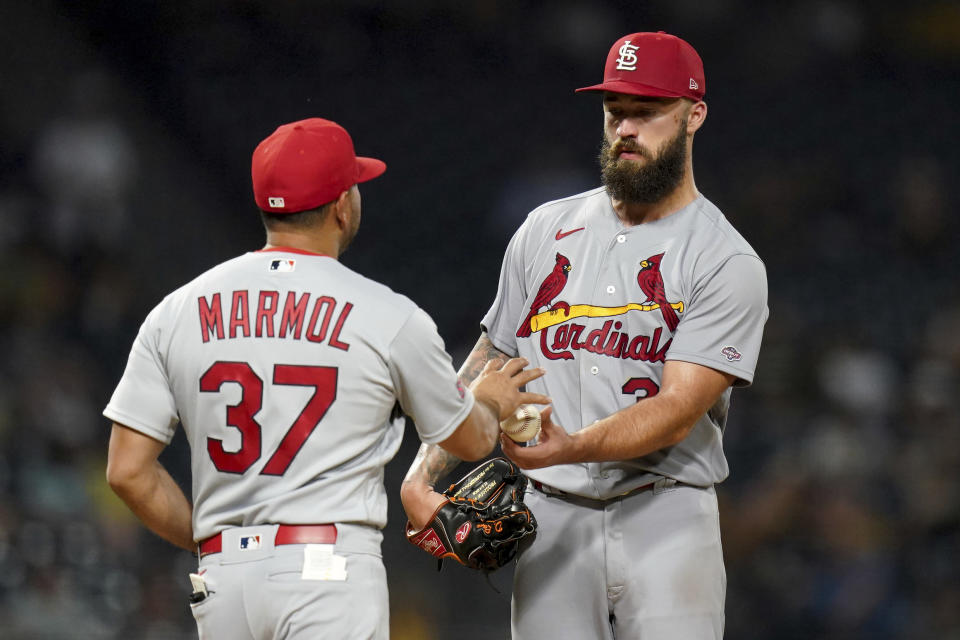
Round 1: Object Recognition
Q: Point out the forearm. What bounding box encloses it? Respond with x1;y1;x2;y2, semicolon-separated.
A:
456;332;514;448
404;442;464;489
454;398;501;459
501;361;735;469
110;461;195;550
572;364;735;461
401;443;463;529
569;390;701;462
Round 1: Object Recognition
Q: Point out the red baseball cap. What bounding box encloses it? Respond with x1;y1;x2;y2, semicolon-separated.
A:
576;32;705;101
252;118;386;214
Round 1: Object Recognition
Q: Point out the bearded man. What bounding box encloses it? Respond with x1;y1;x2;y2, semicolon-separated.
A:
402;32;769;640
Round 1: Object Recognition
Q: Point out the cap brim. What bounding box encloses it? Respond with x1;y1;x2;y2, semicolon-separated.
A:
575;80;685;98
356;157;387;184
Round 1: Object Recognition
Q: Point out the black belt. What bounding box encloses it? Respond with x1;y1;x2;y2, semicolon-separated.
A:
531;480;657;504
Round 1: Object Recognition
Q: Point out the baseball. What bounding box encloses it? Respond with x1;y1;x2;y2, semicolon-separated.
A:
501;405;541;443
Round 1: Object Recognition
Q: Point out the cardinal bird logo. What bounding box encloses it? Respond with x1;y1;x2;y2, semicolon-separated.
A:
636;253;680;332
517;253;572;337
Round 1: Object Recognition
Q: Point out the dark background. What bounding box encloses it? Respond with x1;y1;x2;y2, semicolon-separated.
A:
1;1;958;638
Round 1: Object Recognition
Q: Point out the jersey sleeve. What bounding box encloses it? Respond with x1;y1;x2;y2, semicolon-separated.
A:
102;305;180;443
388;308;475;444
480;223;528;356
666;254;768;385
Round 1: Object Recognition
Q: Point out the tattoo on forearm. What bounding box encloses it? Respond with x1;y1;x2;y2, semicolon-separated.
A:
458;334;509;385
404;443;463;486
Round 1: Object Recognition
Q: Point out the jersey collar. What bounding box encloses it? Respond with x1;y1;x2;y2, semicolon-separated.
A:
256;246;331;257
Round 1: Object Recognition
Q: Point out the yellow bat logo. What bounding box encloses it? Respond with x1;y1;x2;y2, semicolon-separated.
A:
528;301;685;333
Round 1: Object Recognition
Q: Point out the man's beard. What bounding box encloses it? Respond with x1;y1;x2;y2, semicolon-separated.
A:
599;121;688;204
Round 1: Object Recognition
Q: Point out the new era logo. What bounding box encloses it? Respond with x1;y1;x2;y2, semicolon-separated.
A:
268;196;285;208
689;78;699;90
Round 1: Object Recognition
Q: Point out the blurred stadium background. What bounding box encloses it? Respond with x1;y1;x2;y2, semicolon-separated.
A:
0;1;958;638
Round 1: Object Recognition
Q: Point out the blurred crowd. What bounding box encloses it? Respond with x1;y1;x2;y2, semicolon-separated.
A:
0;1;957;638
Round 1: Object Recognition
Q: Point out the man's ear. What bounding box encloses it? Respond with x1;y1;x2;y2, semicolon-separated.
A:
687;100;707;134
332;189;352;230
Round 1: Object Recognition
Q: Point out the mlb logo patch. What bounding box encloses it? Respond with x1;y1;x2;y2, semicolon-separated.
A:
268;196;285;208
270;259;296;272
240;535;262;550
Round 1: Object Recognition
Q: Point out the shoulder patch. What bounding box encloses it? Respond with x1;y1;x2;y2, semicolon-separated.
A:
721;346;742;362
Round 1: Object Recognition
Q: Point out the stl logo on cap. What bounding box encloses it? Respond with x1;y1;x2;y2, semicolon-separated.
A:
615;40;640;71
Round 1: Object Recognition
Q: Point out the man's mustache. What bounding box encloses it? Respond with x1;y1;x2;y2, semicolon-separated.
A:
610;140;650;159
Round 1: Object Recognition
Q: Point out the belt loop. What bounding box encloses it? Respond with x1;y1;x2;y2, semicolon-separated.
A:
653;477;677;494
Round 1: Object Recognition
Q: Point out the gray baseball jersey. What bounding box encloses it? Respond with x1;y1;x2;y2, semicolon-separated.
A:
104;247;473;541
482;188;768;498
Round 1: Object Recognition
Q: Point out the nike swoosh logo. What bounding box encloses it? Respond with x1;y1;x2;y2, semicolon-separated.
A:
555;227;585;241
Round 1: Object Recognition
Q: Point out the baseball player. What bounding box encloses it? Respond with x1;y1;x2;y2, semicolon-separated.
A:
401;32;768;639
103;117;549;640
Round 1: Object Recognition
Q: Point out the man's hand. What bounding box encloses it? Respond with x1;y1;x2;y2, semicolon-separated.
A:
438;357;551;461
470;357;550;422
499;407;580;470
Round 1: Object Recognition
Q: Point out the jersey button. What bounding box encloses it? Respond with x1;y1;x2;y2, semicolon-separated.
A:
616;234;626;243
606;285;616;294
590;366;599;375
